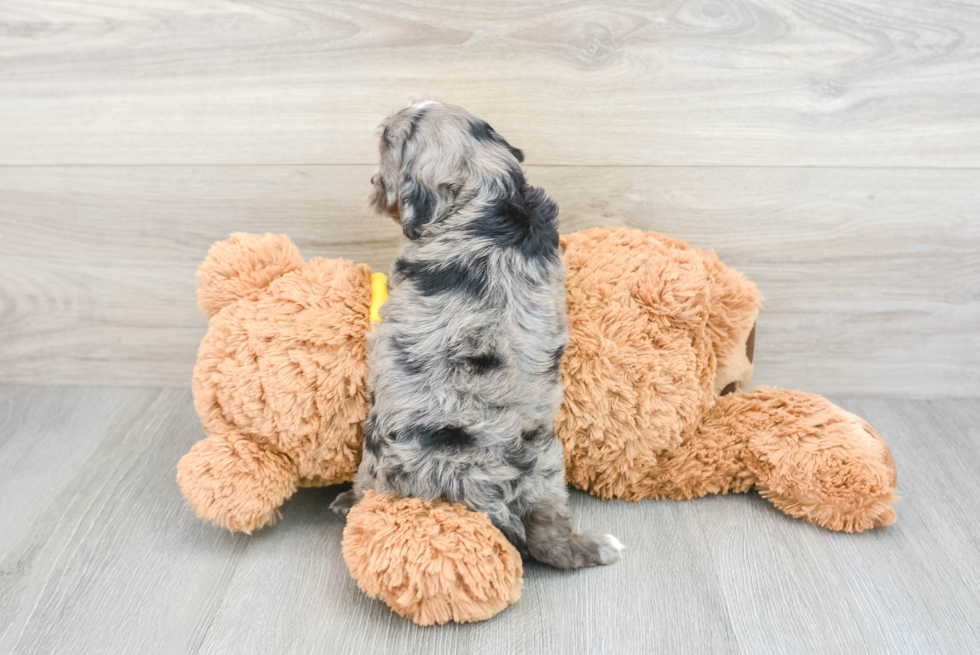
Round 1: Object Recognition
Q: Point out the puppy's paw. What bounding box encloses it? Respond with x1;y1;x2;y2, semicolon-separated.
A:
330;489;360;520
596;534;624;565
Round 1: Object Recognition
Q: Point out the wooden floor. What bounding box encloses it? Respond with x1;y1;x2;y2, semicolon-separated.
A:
0;385;977;654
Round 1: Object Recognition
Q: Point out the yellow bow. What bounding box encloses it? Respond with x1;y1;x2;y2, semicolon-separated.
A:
370;272;389;327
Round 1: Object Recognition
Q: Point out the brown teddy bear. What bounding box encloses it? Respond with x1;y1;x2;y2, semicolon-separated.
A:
177;227;898;625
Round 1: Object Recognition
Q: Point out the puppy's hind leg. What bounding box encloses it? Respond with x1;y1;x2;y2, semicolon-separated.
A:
485;505;531;560
523;495;623;569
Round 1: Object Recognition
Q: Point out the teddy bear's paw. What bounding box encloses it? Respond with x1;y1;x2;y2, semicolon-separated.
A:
177;431;299;533
740;389;898;533
760;485;898;533
343;492;523;625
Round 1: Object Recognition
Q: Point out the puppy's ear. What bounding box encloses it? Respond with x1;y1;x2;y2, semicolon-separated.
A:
398;178;460;240
398;179;436;240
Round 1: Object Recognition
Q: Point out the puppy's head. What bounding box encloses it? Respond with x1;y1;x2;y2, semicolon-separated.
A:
371;100;525;240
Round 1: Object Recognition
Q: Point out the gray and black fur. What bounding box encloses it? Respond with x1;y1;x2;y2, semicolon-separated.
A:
331;101;623;569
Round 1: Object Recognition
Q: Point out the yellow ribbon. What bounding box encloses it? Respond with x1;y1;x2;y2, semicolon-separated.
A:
370;272;388;327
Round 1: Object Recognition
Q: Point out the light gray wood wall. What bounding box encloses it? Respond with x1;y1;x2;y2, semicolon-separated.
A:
1;0;978;396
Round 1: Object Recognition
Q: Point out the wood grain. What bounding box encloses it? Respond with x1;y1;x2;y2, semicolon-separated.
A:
696;397;980;654
0;386;246;654
1;165;977;395
1;0;979;166
1;387;978;654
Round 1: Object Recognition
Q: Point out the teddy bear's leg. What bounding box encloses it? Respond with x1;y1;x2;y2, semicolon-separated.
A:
642;399;760;501
177;431;300;532
717;389;898;532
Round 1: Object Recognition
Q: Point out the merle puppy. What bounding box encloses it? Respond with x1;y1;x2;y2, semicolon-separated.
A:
331;101;622;569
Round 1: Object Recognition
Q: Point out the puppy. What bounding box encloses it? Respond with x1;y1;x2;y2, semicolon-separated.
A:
332;100;622;569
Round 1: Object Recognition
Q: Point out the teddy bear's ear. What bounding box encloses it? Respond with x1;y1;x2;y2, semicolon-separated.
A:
632;248;711;331
699;251;763;396
197;233;304;317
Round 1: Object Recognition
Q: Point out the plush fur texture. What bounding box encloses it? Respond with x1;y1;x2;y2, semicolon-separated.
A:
177;226;899;624
556;228;896;530
343;491;523;625
178;233;371;531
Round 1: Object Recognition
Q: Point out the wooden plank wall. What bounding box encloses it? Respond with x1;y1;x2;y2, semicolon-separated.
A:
1;0;978;396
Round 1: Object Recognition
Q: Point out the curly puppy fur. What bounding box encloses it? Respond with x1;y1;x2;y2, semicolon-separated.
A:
332;101;622;569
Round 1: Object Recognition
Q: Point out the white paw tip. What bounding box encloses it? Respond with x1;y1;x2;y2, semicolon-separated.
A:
243;530;252;536
605;534;624;552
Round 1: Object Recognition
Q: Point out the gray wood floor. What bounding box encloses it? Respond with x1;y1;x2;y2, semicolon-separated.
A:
1;385;977;654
